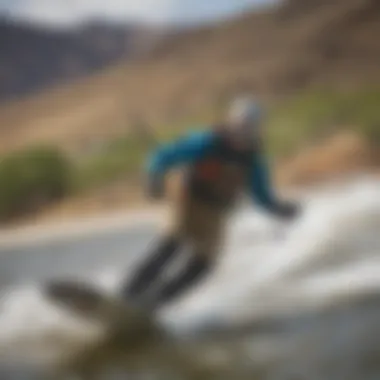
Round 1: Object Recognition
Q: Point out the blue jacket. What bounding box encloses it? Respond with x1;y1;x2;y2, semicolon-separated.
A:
146;130;283;214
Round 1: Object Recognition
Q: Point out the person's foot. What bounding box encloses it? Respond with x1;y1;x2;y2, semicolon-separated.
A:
120;287;159;315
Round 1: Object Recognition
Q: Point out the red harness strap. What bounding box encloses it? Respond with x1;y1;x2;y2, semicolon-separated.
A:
195;159;223;181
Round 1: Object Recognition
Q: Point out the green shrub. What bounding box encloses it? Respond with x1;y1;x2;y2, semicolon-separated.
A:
0;146;72;220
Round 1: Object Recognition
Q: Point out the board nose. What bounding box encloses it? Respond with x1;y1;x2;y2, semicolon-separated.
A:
43;280;104;314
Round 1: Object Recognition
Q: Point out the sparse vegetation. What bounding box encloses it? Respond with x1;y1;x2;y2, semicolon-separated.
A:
0;146;72;221
73;135;150;191
267;88;380;157
71;126;186;192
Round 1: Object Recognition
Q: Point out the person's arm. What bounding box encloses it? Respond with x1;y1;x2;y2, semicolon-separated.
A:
248;153;299;219
146;130;215;198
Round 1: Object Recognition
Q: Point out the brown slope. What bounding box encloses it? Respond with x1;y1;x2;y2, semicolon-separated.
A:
144;0;380;92
0;0;379;153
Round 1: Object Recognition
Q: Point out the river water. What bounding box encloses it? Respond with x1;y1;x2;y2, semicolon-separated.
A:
0;176;379;380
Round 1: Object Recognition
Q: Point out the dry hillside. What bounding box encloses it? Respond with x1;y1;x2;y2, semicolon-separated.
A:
0;0;379;153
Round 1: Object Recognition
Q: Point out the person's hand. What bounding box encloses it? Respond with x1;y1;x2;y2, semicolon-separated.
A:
276;201;301;221
146;175;164;200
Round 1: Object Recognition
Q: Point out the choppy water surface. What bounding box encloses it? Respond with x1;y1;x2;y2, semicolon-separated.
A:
0;176;379;380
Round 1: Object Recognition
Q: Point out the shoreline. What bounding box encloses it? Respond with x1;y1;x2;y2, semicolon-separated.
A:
0;207;164;249
1;171;377;249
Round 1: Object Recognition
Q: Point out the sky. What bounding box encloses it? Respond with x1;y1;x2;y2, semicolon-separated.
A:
0;0;278;28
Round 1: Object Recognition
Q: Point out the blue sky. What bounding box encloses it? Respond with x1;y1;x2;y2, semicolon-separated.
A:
0;0;278;28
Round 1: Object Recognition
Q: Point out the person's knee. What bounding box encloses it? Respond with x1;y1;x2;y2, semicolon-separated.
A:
188;254;213;279
122;233;182;299
154;255;211;305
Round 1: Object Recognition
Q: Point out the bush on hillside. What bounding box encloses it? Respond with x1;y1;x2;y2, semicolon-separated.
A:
0;146;72;221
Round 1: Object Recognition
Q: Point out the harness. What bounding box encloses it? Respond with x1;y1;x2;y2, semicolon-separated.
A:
186;129;257;209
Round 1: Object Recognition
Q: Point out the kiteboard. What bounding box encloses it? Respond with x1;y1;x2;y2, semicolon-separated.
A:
42;279;161;341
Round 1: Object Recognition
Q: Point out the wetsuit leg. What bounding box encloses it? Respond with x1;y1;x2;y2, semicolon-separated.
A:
122;234;181;300
153;254;211;306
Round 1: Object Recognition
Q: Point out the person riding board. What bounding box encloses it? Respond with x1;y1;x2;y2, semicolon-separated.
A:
122;96;300;308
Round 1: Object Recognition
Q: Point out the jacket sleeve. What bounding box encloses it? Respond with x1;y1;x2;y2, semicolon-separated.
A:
146;130;215;178
247;153;284;214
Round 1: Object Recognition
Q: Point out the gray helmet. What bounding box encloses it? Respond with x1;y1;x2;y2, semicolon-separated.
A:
227;96;264;132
